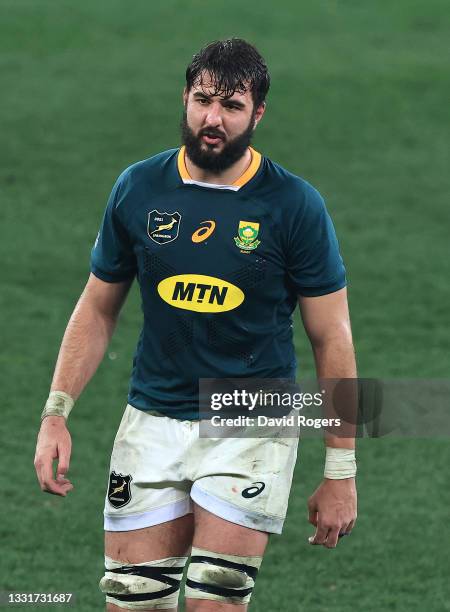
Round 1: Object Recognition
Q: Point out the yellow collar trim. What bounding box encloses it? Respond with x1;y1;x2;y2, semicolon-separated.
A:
177;146;262;188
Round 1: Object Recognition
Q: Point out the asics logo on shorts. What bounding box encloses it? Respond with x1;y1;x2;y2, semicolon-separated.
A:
241;482;266;498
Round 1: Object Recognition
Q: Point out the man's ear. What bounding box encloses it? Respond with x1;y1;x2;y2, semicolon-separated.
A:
254;102;266;128
182;87;188;107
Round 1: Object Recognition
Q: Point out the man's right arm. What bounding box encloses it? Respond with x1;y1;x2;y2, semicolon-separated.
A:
34;273;133;497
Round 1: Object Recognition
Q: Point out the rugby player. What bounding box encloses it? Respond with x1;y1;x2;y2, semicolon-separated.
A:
34;39;357;611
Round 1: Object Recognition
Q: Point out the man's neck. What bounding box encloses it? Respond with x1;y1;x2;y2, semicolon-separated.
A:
184;147;252;185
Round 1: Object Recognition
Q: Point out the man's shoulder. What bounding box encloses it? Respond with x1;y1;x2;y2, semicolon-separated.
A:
116;148;179;189
259;156;325;213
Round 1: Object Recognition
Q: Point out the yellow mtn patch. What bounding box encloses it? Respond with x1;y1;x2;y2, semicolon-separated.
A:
157;274;245;313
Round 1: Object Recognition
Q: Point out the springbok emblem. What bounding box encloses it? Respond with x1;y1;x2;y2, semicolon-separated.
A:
107;472;132;508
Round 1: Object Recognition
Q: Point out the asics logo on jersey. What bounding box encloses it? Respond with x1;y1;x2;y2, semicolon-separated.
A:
192;220;216;243
157;274;244;313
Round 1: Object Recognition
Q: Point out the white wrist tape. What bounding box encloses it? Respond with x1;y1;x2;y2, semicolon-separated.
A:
41;391;74;421
324;447;356;479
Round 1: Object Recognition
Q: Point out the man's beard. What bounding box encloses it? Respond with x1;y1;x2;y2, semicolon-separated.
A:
180;110;255;174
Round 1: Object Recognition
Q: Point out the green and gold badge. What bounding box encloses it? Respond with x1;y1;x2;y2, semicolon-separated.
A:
234;221;261;251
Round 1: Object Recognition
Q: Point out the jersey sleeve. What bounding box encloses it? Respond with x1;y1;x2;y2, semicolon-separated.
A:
90;172;137;283
286;184;346;297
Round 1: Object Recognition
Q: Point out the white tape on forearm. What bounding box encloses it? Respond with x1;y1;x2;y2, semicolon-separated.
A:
324;447;356;479
41;391;74;421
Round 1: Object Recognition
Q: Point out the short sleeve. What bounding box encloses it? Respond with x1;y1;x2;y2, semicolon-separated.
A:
286;185;346;297
90;173;137;282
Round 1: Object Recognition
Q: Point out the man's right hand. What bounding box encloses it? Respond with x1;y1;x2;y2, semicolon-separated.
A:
34;416;74;496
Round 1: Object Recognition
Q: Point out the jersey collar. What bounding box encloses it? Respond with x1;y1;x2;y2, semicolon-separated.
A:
177;146;262;191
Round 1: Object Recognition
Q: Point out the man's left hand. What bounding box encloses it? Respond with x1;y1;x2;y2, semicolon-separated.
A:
307;478;357;548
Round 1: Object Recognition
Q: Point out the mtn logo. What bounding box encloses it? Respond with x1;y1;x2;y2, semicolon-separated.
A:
157;274;244;313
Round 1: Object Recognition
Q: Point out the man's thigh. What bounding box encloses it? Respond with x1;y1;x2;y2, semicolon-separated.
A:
105;515;194;562
184;503;269;612
103;514;194;612
192;503;268;556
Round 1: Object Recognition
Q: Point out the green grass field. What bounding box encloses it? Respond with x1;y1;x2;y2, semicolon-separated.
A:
2;1;450;610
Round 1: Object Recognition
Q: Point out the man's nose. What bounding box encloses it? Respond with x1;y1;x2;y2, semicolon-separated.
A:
204;102;223;127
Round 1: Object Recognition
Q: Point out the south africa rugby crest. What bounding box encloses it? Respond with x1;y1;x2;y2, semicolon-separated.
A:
107;471;132;509
234;220;261;251
147;210;181;244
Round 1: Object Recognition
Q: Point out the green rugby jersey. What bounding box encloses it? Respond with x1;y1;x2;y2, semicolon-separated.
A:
91;147;346;419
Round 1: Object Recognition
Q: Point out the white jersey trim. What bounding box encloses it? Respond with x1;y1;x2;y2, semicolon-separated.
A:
181;178;240;191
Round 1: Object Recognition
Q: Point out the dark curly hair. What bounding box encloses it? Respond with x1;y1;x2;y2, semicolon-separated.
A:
185;38;270;108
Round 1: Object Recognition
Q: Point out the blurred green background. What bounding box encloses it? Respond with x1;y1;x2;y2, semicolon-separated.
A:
1;0;449;610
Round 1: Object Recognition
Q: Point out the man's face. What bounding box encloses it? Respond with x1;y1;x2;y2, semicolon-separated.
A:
181;72;265;173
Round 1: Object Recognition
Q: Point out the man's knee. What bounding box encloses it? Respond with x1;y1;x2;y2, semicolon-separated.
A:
100;554;187;610
184;547;262;609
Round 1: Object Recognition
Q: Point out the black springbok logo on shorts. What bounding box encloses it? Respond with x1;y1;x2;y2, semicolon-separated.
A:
108;471;132;508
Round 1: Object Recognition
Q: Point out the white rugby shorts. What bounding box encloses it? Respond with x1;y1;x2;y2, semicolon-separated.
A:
104;404;298;534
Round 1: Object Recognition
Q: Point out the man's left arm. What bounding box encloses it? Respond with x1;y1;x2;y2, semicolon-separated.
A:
298;287;357;548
